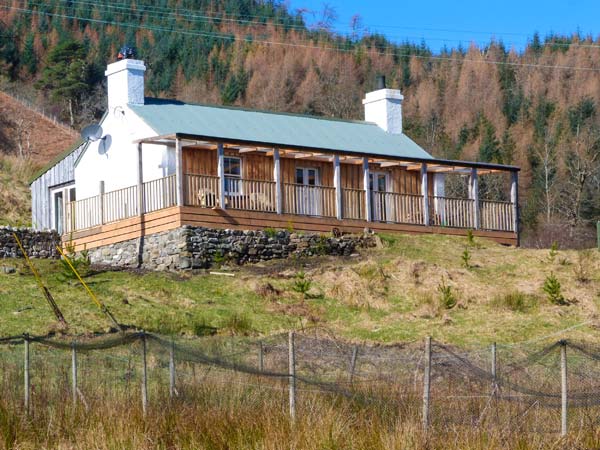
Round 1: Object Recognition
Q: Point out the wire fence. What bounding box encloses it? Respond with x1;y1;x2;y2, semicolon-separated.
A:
1;329;599;437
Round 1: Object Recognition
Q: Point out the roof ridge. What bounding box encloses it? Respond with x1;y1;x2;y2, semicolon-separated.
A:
142;97;375;126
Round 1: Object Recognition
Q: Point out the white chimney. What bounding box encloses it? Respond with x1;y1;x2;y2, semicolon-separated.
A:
105;59;146;110
362;76;404;134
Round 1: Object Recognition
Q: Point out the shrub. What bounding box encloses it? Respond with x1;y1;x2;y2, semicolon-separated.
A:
212;251;225;268
543;272;567;305
548;241;559;263
263;227;277;238
574;250;592;283
492;291;537;313
466;230;475;247
292;270;312;297
221;313;254;335
437;277;457;309
59;242;90;280
461;247;472;269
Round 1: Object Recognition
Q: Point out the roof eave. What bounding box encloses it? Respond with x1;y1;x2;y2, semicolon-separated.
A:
135;132;519;172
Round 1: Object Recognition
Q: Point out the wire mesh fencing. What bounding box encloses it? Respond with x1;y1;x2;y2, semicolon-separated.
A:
0;330;599;438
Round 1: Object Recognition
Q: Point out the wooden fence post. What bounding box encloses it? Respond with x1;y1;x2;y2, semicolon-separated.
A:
23;335;30;415
288;331;296;422
422;336;431;433
169;339;176;400
491;342;497;389
99;180;105;225
71;341;78;407
561;341;568;437
348;345;358;384
258;341;264;373
141;332;148;417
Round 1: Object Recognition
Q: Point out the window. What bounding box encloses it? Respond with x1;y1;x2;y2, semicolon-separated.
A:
224;156;242;194
50;184;76;234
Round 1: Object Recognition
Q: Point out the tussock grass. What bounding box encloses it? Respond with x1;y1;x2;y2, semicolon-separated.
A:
0;155;37;227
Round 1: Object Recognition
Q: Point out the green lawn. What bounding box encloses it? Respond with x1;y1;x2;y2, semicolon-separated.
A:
1;233;599;346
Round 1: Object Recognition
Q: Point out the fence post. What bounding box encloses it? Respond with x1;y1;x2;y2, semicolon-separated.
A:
169;339;176;400
288;331;296;422
561;341;568;437
258;341;264;372
491;342;497;389
141;332;148;417
71;341;78;407
99;180;105;225
422;336;431;433
23;335;30;415
348;345;358;383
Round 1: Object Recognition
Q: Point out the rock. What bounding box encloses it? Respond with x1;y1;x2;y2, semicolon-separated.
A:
1;266;16;274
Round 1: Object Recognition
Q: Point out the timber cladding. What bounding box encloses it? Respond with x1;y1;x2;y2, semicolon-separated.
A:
64;206;518;252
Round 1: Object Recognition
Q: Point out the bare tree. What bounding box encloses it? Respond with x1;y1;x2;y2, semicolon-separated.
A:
557;124;600;226
533;120;562;221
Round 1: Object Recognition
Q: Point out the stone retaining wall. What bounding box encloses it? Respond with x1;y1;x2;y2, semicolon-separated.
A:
89;226;375;271
0;227;61;259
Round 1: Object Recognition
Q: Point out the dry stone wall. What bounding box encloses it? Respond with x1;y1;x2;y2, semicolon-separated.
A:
88;226;375;271
0;227;60;259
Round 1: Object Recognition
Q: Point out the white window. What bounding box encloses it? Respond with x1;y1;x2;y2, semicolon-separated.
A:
50;184;76;234
224;156;242;194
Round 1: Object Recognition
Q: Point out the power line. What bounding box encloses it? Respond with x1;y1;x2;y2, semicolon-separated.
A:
22;0;600;51
3;3;600;72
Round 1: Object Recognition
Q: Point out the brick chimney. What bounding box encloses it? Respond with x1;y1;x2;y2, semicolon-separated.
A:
105;58;146;110
362;75;404;134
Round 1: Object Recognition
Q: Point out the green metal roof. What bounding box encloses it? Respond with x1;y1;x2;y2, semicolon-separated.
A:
130;99;433;160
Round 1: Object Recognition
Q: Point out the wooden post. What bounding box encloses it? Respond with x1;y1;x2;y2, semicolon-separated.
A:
348;345;358;384
217;143;226;209
23;335;30;415
99;180;105;225
258;341;264;372
362;157;371;222
288;331;296;422
561;341;568;437
491;342;497;390
137;142;144;215
421;164;430;226
273;149;282;214
333;155;342;220
71;341;78;407
510;171;519;237
175;137;184;206
422;336;431;433
470;168;480;230
141;332;148;417
169;339;176;400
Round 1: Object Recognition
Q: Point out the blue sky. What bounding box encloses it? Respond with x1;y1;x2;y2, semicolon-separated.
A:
287;0;600;52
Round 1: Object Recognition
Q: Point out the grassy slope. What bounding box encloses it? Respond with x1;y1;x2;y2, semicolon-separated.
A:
0;233;598;345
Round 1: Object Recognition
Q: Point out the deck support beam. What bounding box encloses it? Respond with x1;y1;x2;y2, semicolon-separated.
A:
469;168;480;229
421;164;429;226
274;148;282;214
175;138;183;207
217;143;226;209
511;171;519;237
137;143;144;215
362;158;371;222
333;155;342;220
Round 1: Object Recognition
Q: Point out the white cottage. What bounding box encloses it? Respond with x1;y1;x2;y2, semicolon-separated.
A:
30;55;520;250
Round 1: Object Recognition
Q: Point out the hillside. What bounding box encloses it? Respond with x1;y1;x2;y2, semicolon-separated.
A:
0;0;599;242
0;91;78;226
0;233;598;345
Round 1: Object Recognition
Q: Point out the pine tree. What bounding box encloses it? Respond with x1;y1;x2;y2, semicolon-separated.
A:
21;33;37;76
34;40;93;126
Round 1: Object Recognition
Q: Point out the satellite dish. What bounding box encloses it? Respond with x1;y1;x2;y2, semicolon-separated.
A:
81;124;103;142
98;134;112;155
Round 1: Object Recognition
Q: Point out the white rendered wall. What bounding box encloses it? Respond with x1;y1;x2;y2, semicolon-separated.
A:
362;88;404;134
74;106;174;199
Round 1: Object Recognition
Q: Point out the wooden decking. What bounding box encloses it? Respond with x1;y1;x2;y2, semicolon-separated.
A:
65;205;518;252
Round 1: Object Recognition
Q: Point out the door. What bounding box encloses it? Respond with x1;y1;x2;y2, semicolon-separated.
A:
53;190;64;234
295;167;320;216
370;172;389;222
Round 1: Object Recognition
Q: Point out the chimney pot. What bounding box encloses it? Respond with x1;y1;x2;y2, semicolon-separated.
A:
376;75;386;90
